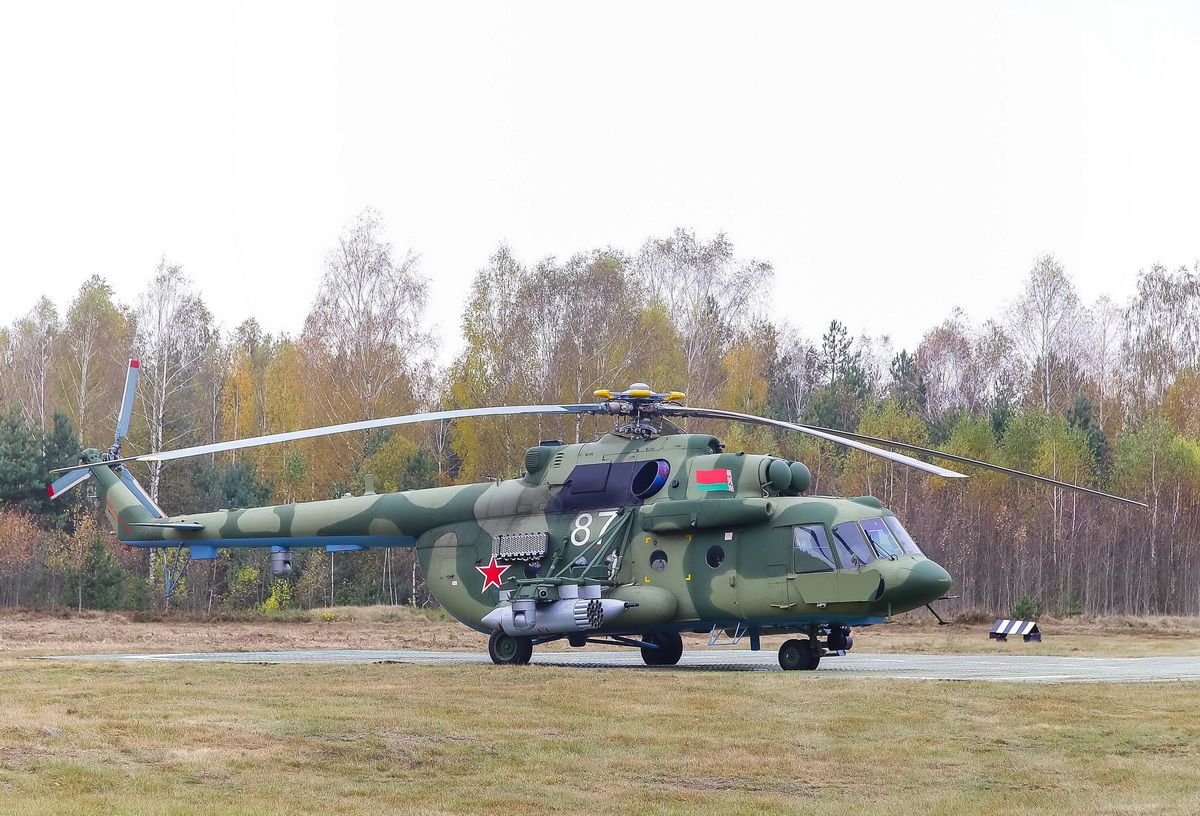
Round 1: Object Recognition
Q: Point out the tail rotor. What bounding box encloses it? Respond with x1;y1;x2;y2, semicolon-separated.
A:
48;359;164;518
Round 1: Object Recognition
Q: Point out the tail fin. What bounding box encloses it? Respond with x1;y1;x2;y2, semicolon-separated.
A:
84;450;159;542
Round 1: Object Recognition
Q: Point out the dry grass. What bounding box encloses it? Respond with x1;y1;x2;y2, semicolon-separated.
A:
0;606;488;658
3;609;1200;814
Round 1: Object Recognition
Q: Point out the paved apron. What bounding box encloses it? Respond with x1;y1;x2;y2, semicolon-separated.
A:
40;650;1200;683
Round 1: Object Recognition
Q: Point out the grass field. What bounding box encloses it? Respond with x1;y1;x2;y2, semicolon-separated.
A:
3;608;1200;815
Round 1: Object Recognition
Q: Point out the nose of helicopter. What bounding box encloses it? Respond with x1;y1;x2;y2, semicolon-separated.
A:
884;558;952;608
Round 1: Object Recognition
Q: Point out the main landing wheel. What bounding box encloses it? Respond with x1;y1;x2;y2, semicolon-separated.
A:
778;638;820;671
488;631;533;665
640;631;684;666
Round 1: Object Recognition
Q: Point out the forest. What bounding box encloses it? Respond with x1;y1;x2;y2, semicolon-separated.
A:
2;210;1198;618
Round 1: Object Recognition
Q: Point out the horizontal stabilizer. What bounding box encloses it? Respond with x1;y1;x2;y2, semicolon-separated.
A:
127;521;205;530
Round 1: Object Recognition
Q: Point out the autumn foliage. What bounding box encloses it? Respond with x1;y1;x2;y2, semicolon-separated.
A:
1;218;1198;618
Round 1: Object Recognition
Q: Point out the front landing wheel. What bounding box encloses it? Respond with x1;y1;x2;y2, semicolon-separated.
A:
488;631;533;665
778;638;820;671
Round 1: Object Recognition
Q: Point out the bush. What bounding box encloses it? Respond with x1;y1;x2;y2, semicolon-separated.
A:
226;565;262;610
1060;593;1084;617
260;579;295;612
1014;594;1045;620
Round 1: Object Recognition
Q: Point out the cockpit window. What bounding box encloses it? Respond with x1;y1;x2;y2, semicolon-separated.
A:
861;517;902;558
883;516;923;555
833;522;875;569
792;525;836;573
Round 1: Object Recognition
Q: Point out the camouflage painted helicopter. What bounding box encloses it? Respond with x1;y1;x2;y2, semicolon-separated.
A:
52;363;1143;670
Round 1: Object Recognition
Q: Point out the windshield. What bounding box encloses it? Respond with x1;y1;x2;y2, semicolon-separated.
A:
861;517;903;558
832;522;875;569
883;516;923;555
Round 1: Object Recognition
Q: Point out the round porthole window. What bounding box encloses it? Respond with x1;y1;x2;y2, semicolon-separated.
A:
706;545;725;568
649;550;668;572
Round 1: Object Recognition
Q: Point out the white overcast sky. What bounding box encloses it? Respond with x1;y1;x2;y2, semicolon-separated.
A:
2;1;1198;367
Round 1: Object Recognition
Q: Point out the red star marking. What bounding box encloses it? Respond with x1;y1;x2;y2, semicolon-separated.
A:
476;556;512;590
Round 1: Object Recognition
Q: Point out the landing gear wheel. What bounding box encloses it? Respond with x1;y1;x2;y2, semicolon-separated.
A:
488;631;533;665
640;631;684;666
779;638;820;671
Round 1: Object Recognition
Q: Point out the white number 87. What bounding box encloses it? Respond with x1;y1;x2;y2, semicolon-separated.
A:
570;510;618;546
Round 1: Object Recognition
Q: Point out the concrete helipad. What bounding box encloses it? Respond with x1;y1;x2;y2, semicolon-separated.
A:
40;649;1200;683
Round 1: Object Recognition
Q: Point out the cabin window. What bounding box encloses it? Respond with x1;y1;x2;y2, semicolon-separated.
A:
832;522;875;569
706;545;726;568
860;517;902;558
792;525;836;573
650;550;668;572
883;516;923;555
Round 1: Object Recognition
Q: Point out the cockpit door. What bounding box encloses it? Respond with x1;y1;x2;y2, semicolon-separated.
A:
830;521;884;602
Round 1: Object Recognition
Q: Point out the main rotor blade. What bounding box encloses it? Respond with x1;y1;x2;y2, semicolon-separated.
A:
105;404;604;465
114;359;139;445
783;420;1149;508
662;406;968;479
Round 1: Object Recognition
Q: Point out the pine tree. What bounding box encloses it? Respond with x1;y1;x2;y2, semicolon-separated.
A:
39;411;81;522
0;406;45;513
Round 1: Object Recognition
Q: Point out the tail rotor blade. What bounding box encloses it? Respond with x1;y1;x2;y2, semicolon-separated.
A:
48;468;91;499
114;359;140;445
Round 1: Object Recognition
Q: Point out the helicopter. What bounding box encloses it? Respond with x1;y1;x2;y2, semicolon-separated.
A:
51;362;1144;670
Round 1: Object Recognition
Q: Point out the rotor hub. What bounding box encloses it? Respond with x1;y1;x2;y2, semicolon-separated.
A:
593;385;685;438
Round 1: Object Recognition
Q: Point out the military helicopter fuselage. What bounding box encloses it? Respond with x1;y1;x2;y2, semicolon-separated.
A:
64;373;1141;669
87;424;951;670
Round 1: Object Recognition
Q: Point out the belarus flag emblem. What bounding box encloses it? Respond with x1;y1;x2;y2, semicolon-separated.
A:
695;468;734;492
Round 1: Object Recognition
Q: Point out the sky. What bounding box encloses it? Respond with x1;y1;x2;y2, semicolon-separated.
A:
2;1;1199;369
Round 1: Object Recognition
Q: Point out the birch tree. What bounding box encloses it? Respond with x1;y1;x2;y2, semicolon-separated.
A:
1076;295;1125;427
55;276;134;446
632;228;772;405
546;250;685;419
1121;263;1200;417
133;259;214;503
9;298;59;431
917;310;978;420
262;338;311;500
1006;255;1082;413
449;247;544;481
449;244;687;480
300;209;432;474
